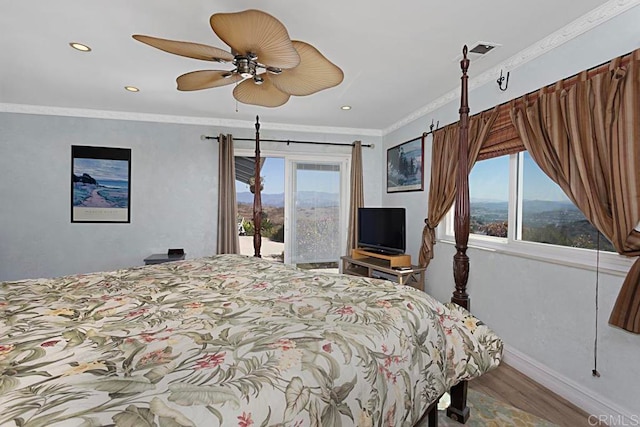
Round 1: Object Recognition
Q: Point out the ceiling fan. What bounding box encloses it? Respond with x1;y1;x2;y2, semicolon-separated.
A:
133;9;344;108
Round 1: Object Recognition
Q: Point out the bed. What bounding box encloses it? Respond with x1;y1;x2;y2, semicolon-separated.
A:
0;47;498;426
0;254;501;426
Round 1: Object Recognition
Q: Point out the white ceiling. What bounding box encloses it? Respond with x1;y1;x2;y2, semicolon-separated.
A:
0;0;620;133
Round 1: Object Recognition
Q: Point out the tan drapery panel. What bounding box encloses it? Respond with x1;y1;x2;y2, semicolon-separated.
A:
217;134;240;254
510;49;640;333
346;141;364;255
418;109;499;267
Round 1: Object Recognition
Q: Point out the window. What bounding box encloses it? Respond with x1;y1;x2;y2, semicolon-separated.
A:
518;152;614;251
469;156;509;238
442;152;629;273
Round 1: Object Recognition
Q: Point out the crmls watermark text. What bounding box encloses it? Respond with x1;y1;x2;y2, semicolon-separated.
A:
588;415;640;426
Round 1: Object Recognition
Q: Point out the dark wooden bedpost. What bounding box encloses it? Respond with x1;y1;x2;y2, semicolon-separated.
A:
447;45;471;424
453;46;471;310
253;116;262;258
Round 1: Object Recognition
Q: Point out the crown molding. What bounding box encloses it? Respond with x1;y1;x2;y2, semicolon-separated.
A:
0;103;382;138
382;0;640;136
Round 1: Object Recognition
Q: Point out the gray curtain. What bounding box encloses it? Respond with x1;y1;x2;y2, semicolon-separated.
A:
346;141;364;255
217;134;240;254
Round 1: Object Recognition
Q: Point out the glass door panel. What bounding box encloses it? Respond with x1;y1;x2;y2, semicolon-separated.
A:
288;161;343;268
235;156;285;261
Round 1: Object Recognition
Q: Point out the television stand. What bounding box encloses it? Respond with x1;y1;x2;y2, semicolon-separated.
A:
341;249;425;291
352;248;410;267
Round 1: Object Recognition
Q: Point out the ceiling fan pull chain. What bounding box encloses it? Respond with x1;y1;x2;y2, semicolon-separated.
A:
234;79;239;113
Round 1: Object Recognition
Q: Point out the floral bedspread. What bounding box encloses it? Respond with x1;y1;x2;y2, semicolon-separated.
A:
0;254;502;427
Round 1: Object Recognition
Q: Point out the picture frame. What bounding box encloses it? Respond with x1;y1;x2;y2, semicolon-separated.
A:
71;146;131;223
386;135;424;193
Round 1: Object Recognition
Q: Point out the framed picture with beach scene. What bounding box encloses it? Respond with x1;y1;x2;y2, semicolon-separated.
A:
71;146;131;223
386;135;424;193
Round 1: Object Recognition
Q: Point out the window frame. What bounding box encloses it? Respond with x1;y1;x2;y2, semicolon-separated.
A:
439;152;633;276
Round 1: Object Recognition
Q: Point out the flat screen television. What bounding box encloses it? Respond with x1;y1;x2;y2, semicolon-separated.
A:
357;207;406;255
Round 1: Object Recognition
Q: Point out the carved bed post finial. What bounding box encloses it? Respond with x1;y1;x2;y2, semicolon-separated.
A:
253;116;262;258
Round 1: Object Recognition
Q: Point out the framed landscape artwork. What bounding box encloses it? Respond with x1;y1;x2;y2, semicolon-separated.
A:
386;135;424;193
71;146;131;223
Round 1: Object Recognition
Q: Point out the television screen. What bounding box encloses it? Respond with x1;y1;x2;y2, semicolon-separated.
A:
357;207;406;254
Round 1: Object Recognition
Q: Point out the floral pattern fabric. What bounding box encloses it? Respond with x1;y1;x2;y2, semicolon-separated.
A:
0;254;502;426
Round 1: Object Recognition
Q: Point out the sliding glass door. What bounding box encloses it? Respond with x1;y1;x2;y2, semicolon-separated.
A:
235;151;348;270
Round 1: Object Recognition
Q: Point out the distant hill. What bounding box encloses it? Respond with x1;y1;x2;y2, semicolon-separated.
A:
237;192;284;207
522;200;577;214
470;199;577;214
237;191;339;208
470;200;507;211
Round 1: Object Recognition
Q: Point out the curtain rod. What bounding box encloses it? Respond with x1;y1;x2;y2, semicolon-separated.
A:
201;134;374;148
397;119;440;146
432;47;637;133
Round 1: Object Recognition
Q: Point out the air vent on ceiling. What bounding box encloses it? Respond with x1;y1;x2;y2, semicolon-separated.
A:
469;43;496;55
453;41;501;62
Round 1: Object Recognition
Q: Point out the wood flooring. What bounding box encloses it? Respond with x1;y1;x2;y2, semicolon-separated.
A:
469;363;601;426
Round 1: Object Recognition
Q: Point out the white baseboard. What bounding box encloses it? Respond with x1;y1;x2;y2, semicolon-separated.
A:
503;344;636;424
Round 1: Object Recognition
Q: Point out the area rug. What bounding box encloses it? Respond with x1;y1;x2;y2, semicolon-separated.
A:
416;389;559;426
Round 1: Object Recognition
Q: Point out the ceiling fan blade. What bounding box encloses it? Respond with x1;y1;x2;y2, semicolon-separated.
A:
233;75;290;107
210;9;300;69
270;41;344;96
132;35;234;62
177;70;242;91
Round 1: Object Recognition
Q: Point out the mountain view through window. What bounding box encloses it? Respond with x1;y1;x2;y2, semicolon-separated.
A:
469;153;614;252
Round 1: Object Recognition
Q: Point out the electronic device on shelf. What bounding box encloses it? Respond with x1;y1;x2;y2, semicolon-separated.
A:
357;207;406;255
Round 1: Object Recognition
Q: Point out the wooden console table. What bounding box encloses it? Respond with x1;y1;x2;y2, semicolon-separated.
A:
341;250;426;291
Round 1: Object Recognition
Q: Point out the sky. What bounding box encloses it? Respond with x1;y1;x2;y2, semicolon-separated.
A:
235;153;568;201
74;158;129;182
236;157;284;194
521;152;570;201
469;152;569;202
235;157;340;194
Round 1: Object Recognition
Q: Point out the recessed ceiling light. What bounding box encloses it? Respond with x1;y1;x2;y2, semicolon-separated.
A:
124;86;140;92
340;105;352;110
69;42;91;52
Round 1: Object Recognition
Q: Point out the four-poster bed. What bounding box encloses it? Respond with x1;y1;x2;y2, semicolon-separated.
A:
244;46;483;423
0;48;503;426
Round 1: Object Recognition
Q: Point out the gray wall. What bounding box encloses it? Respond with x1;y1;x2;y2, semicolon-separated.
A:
0;114;218;280
0;113;382;281
381;5;640;416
